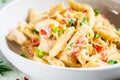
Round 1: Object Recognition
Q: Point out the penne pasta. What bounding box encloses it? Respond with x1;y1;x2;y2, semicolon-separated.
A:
49;3;65;16
33;56;48;64
23;28;39;39
43;56;65;67
49;27;75;57
7;0;120;68
68;0;95;27
57;52;81;67
7;29;27;45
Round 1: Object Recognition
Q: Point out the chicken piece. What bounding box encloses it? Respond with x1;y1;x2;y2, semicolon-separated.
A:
7;29;27;45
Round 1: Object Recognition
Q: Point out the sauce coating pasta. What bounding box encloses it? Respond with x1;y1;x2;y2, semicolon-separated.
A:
7;0;120;68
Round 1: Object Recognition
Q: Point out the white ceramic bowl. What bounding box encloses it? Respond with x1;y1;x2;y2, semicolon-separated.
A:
0;0;120;80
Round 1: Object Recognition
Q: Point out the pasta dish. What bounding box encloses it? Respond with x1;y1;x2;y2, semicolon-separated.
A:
7;0;120;68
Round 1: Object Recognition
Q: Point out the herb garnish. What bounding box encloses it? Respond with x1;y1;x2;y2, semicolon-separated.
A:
69;19;75;26
1;0;7;3
95;34;100;39
67;42;74;50
37;48;45;58
79;17;88;26
94;8;100;16
31;29;39;34
52;27;60;33
0;61;11;76
67;19;75;27
108;60;118;65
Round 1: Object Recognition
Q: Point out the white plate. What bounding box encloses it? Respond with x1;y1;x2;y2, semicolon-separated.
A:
0;0;120;80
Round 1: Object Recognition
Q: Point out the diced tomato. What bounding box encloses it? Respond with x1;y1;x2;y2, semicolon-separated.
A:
68;8;74;12
101;52;107;62
83;9;88;13
40;29;47;35
60;19;67;24
30;38;39;46
64;8;74;13
76;36;86;45
74;45;83;51
71;52;79;57
70;36;86;57
79;46;83;51
101;13;106;18
76;40;80;44
41;16;48;20
94;45;103;52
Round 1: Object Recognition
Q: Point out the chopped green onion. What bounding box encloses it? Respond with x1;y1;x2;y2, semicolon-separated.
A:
83;17;88;23
31;29;39;34
67;42;74;50
1;0;7;3
79;21;83;26
108;60;118;65
79;17;88;26
69;19;75;26
37;48;45;58
20;54;27;58
94;8;100;16
52;27;60;33
95;34;100;39
117;28;120;32
114;61;118;64
67;19;75;27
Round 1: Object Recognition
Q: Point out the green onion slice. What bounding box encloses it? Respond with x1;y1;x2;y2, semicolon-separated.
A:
108;60;118;65
31;29;39;34
94;8;100;16
69;19;75;26
67;42;74;50
67;19;75;27
37;48;45;58
52;27;60;33
95;34;100;39
79;17;88;26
